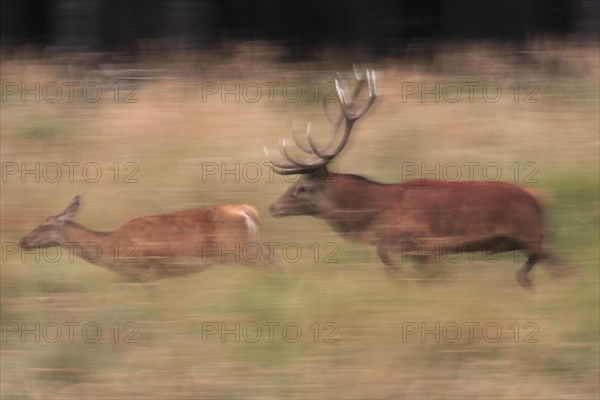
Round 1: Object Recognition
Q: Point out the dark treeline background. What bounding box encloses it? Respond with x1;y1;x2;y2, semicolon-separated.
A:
1;0;598;59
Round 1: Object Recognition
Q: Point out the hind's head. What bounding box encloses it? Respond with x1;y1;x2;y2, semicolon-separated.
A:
19;196;80;250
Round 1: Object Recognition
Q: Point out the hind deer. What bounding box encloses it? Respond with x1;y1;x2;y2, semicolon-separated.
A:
264;67;564;287
20;196;273;281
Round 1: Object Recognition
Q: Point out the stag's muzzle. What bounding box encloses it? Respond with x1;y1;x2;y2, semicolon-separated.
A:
268;203;284;218
19;238;33;250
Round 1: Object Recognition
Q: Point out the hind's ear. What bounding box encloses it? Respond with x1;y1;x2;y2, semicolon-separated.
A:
56;196;80;222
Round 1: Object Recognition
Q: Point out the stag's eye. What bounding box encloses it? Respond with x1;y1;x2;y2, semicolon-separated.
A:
295;185;308;196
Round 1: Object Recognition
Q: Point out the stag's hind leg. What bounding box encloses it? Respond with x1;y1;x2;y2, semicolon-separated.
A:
516;241;569;287
516;254;538;288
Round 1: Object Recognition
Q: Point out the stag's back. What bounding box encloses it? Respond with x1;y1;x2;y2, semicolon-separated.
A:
380;180;544;247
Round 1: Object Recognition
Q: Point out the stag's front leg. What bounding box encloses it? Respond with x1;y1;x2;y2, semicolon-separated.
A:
376;243;402;278
409;255;440;279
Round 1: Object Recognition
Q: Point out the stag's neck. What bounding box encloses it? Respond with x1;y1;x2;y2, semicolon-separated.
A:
320;174;389;241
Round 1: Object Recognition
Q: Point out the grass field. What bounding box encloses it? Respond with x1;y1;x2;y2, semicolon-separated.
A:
1;42;599;399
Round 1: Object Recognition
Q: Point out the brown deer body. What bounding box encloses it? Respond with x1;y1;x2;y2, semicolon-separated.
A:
265;68;561;287
20;196;269;281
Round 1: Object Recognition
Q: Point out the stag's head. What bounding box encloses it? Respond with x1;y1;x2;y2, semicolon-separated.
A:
19;196;80;250
264;67;377;218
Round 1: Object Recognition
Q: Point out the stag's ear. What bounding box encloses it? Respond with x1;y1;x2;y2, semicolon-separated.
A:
56;196;80;222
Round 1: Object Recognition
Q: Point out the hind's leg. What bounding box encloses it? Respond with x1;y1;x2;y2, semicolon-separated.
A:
516;254;537;287
240;242;285;276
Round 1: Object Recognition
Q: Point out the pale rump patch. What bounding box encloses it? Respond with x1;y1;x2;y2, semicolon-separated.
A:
217;204;260;241
236;205;260;241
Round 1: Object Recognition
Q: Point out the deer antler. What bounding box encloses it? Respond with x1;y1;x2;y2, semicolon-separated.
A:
264;67;377;175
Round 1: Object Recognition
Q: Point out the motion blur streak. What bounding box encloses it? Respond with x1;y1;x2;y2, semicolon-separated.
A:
1;39;598;399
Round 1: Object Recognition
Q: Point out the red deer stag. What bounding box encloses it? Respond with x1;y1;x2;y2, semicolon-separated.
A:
20;196;272;281
264;68;562;287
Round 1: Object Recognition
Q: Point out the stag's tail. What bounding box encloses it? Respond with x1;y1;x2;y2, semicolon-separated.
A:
522;187;548;214
521;188;571;279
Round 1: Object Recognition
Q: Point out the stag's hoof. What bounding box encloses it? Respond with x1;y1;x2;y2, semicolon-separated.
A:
384;267;402;280
416;265;440;279
515;272;533;288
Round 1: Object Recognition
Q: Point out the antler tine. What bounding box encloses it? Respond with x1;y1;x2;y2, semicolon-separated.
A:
263;146;300;170
291;121;315;155
307;126;335;160
353;64;365;80
264;67;376;175
264;139;329;172
308;71;370;159
307;68;377;160
350;69;377;119
279;138;322;168
271;165;316;175
264;146;322;175
323;71;365;139
322;72;345;125
336;68;377;121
